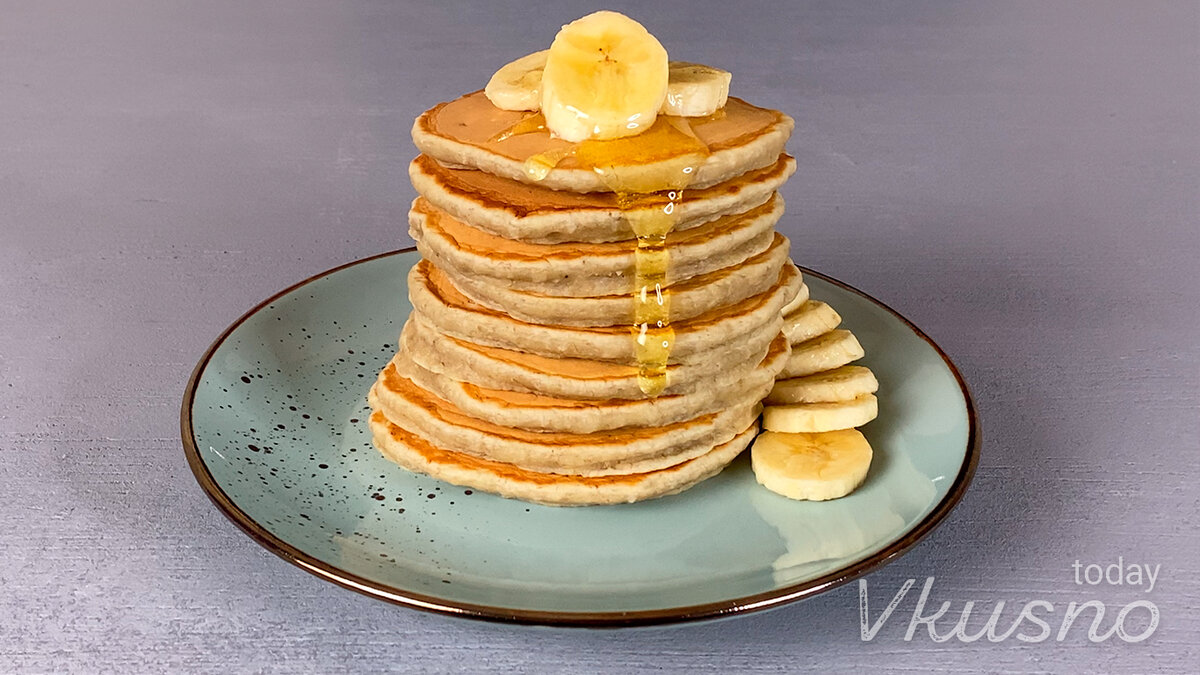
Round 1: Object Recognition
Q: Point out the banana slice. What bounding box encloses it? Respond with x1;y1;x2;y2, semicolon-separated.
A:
767;365;879;405
541;11;669;142
751;429;873;501
485;50;548;111
783;300;842;345
662;62;731;117
763;395;878;433
779;329;864;379
779;282;810;316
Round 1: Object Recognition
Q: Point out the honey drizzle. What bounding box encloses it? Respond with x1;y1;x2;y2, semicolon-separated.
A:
489;112;546;143
621;190;679;396
494;115;710;396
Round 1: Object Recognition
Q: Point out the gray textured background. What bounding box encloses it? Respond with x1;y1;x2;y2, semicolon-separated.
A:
2;1;1198;672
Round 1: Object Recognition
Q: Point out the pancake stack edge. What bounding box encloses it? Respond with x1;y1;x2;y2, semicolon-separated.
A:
368;93;805;505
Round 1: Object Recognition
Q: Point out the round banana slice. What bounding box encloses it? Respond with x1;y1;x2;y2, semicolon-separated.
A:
662;62;731;117
779;282;810;316
778;328;864;379
485;50;548;111
767;365;879;405
782;300;842;345
751;429;873;501
762;395;878;433
541;11;669;142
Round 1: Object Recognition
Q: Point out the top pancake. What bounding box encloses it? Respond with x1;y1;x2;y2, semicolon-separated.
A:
412;91;794;194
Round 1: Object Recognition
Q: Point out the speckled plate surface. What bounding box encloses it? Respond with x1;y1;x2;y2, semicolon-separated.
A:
182;248;979;627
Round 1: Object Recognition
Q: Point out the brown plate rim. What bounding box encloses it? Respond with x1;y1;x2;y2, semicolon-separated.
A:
180;248;981;628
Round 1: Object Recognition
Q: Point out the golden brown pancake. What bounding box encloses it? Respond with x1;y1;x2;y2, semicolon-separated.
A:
409;193;783;295
400;313;773;400
442;233;791;326
409;152;796;243
369;410;759;506
406;258;801;363
412;91;794;193
368;83;804;504
394;333;790;433
368;364;759;476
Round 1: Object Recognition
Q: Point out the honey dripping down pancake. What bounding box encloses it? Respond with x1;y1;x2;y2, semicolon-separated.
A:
493;112;712;396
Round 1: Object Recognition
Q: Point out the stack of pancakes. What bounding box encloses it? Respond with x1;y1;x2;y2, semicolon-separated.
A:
368;91;803;505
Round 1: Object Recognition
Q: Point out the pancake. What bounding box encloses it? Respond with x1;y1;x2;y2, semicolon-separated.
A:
409;193;784;295
368;366;760;476
369;410;759;506
442;233;791;326
367;75;808;504
401;315;772;400
412;91;794;194
407;258;801;363
410;152;796;243
393;333;790;433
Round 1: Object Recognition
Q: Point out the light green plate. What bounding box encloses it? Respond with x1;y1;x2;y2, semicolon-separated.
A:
182;249;979;627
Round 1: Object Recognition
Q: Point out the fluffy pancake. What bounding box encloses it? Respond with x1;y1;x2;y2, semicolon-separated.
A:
407;258;801;363
412;91;794;193
409;193;784;295
409;152;796;243
368;366;759;476
368;79;808;505
393;333;790;433
443;233;791;326
401;315;772;400
369;410;759;506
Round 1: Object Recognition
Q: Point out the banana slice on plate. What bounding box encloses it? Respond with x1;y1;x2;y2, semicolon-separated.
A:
779;282;810;316
763;395;878;433
779;329;864;379
751;429;874;501
768;365;879;405
662;62;731;117
485;50;548;111
541;11;669;142
782;300;842;345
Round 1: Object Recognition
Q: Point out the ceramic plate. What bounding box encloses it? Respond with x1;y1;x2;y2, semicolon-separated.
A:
182;249;979;627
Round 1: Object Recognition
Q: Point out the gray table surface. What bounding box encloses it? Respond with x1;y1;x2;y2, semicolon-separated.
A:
3;1;1198;672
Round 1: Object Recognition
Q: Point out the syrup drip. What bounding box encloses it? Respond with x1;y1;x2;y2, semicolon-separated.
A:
618;189;679;396
489;112;546;143
494;114;710;396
